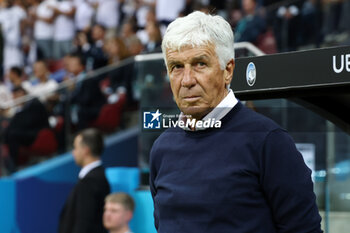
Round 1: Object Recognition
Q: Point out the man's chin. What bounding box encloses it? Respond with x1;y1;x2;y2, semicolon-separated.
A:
181;106;211;120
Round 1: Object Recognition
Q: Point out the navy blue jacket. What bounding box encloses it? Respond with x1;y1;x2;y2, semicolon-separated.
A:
150;102;322;233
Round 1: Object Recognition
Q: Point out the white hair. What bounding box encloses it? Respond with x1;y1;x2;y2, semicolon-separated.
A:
162;11;235;70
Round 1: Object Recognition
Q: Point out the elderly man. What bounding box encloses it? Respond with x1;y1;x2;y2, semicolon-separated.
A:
149;11;322;233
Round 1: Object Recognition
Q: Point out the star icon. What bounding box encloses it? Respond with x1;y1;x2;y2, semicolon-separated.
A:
151;109;161;122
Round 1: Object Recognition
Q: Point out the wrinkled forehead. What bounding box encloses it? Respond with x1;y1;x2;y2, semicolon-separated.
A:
163;38;214;53
164;42;217;62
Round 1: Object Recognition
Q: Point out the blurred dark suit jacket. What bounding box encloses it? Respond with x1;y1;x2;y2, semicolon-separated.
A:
58;165;110;233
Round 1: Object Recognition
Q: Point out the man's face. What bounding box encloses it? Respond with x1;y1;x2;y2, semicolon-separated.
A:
122;23;133;38
72;135;86;167
92;25;105;41
103;202;131;231
243;0;256;14
68;57;84;76
166;44;234;119
33;62;47;81
12;89;25;99
8;71;17;82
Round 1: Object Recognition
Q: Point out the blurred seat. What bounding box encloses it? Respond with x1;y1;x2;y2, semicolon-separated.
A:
18;128;58;165
105;166;140;193
99;77;111;95
90;92;127;133
130;190;157;233
48;59;64;73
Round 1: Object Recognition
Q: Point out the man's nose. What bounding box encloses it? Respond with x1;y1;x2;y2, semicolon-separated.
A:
181;66;196;88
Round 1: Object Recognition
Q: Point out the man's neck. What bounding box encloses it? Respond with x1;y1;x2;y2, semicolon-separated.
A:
82;157;99;167
110;225;131;233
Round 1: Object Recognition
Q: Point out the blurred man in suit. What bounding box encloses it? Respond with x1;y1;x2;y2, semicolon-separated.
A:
59;128;110;233
68;53;106;129
4;86;50;172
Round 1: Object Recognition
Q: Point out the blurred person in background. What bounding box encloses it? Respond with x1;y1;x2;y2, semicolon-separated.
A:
30;60;59;103
136;8;158;45
322;0;343;37
339;0;350;35
121;19;138;45
299;0;323;47
80;24;108;71
72;31;88;54
155;0;185;26
103;37;131;97
73;0;95;33
125;35;143;56
234;0;266;43
68;53;106;129
118;0;138;25
59;128;110;233
33;0;56;60
50;53;71;82
0;0;27;75
95;0;119;35
142;20;161;53
4;86;50;173
121;20;143;56
0;76;13;114
135;0;155;30
104;37;130;65
103;192;135;233
7;66;31;91
274;2;302;51
22;0;39;75
51;0;76;59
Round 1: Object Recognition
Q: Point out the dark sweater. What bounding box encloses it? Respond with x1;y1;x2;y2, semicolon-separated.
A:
150;102;322;233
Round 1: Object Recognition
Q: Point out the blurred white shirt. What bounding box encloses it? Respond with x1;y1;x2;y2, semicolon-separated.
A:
0;6;27;70
156;0;185;22
96;0;119;29
53;0;75;41
74;0;94;31
136;0;155;28
29;79;59;102
34;0;56;40
0;84;13;109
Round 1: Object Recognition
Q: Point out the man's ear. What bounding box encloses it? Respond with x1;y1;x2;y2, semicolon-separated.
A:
224;59;235;85
82;144;90;156
126;210;133;222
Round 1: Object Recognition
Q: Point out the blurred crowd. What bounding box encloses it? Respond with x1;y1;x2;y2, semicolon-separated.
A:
0;0;348;88
0;0;349;173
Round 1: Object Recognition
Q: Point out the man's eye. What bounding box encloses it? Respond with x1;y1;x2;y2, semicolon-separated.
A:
172;65;183;71
197;62;206;67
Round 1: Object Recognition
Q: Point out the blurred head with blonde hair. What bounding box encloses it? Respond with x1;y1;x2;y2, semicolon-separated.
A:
103;192;135;233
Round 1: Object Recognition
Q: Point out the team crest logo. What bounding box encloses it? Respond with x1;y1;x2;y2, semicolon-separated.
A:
246;62;256;86
143;109;162;129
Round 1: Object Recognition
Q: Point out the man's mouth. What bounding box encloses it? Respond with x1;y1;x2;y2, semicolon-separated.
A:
183;96;201;102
